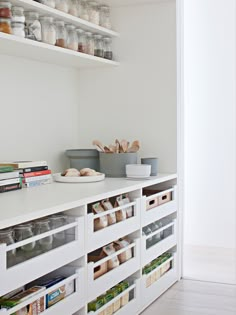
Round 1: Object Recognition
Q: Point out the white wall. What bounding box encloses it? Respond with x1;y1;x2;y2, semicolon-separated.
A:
77;1;177;173
0;56;80;172
183;0;236;282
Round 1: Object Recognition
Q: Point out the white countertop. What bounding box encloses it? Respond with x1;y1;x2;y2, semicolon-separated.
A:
0;173;177;229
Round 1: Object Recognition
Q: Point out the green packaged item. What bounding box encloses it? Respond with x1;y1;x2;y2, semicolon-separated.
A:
88;297;104;312
0;166;14;173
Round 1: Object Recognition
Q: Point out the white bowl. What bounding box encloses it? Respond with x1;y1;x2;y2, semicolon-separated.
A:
126;164;151;178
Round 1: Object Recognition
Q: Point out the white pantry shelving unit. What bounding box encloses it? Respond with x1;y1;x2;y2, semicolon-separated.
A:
0;174;179;315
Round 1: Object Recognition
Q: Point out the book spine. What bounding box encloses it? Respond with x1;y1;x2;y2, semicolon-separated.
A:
18;166;49;174
23;174;52;183
22;170;51;178
0;178;21;186
17;161;48;168
23;178;52;188
0;183;22;193
0;171;20;180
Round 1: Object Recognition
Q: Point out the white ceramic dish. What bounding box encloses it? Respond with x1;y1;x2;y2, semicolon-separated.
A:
53;173;105;183
126;164;151;178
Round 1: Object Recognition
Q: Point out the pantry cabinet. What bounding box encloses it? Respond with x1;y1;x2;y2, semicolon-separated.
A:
0;174;179;314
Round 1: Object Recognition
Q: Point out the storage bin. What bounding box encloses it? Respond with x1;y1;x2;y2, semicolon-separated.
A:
65;149;100;171
99;153;137;177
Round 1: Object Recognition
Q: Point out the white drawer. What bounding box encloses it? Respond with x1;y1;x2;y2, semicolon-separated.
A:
142;186;177;227
140;254;178;309
88;279;140;315
87;239;140;301
0;268;85;315
0;217;85;296
87;199;140;252
141;219;177;267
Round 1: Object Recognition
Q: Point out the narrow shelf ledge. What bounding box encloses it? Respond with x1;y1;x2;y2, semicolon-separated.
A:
0;32;119;69
10;0;120;37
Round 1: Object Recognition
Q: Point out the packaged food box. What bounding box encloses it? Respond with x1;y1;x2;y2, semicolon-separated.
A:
98;293;113;315
107;287;120;313
117;281;129;307
46;279;75;308
88;297;104;312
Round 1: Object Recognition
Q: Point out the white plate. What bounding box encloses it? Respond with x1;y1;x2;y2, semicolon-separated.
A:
53;173;105;183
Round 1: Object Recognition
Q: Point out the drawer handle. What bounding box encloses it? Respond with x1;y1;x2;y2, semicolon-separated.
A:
161;195;167;200
148;200;155;206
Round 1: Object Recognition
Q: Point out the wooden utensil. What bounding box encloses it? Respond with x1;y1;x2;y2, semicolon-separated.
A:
120;139;129;153
127;140;140;152
115;139;121;153
92;140;105;152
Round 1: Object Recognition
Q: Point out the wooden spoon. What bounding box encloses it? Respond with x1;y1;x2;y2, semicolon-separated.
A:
127;140;140;152
115;139;120;153
120;139;129;153
109;144;116;153
92;140;105;152
104;146;113;153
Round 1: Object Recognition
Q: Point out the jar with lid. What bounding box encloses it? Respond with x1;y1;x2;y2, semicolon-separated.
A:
38;0;56;9
55;0;68;13
14;223;36;260
55;20;66;48
34;219;53;252
0;228;16;267
103;37;112;60
66;24;77;50
25;11;41;41
11;6;25;23
11;21;25;37
85;31;94;55
94;34;104;58
142;226;153;249
99;5;111;29
49;214;67;248
0;1;11;18
40;16;56;45
0;17;11;34
76;28;86;53
88;1;99;25
68;0;78;16
80;0;89;20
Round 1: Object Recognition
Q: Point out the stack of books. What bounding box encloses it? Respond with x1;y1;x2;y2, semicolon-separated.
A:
0;166;22;193
0;161;52;188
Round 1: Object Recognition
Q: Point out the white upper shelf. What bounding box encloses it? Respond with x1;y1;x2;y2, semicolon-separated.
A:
0;32;119;69
10;0;119;37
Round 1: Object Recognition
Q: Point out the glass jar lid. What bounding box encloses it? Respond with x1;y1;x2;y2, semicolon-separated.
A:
55;20;65;26
0;17;10;22
14;223;33;229
94;34;102;39
76;28;84;34
0;228;13;234
66;24;76;30
11;21;25;26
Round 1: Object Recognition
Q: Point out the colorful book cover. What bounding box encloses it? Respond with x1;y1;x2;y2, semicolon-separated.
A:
0;183;22;193
18;166;49;174
22;170;51;178
22;174;52;184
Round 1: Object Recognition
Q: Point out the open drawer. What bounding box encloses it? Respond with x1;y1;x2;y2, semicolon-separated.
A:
0;216;84;296
141;219;177;267
140;253;178;309
88;276;140;315
87;238;140;301
0;267;85;315
87;199;140;252
142;186;177;227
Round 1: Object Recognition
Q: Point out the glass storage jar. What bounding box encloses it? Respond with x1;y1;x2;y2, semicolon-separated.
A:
99;5;111;29
55;0;68;13
11;6;25;23
142;226;153;249
80;0;89;20
11;21;25;37
103;37;112;60
14;223;36;260
38;0;56;9
55;20;66;48
68;0;78;16
0;228;16;267
25;11;41;41
34;219;53;252
0;1;11;18
49;214;67;248
94;34;104;58
76;28;86;53
40;16;56;45
88;1;99;24
85;31;94;55
66;24;77;50
0;17;11;34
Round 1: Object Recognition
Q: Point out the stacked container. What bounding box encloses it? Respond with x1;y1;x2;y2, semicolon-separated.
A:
0;1;12;34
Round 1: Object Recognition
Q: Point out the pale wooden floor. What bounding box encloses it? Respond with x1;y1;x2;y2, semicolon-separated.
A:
141;279;236;315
